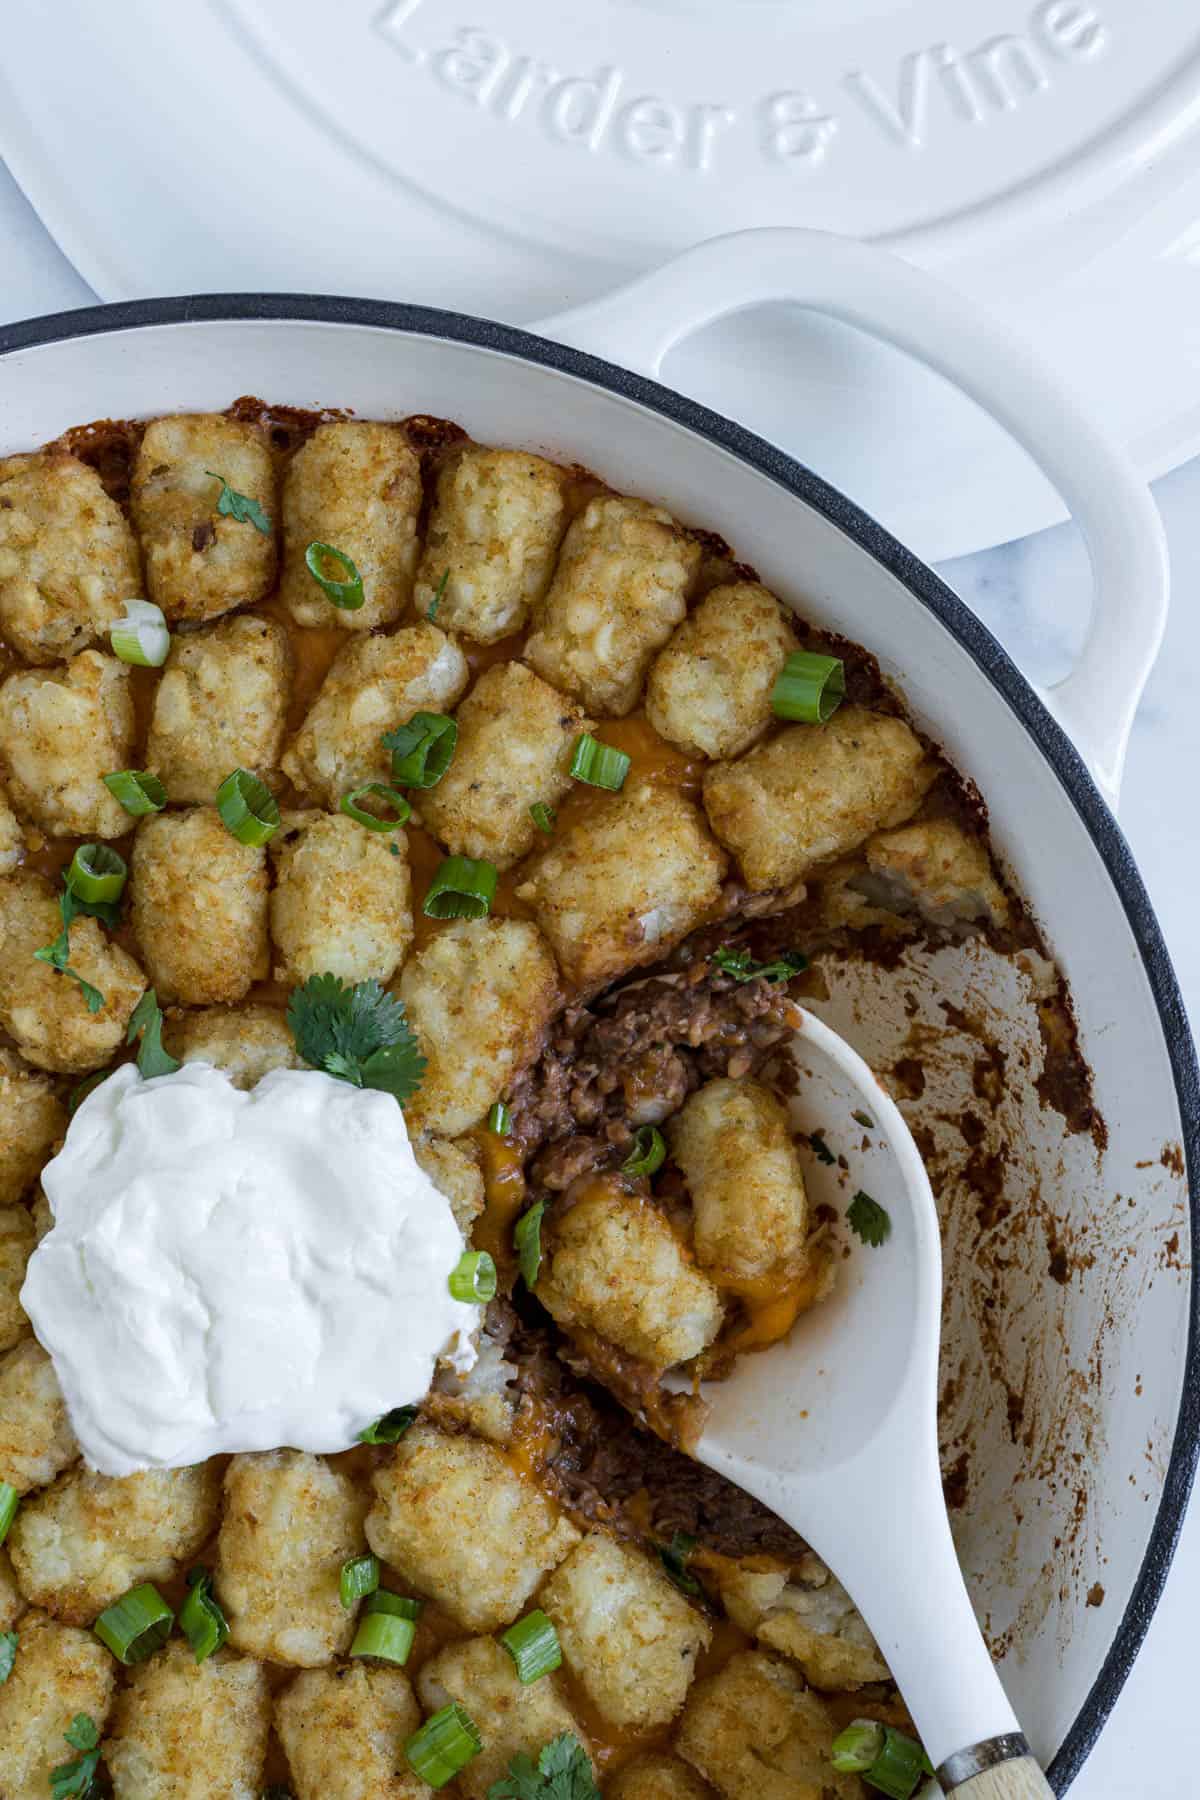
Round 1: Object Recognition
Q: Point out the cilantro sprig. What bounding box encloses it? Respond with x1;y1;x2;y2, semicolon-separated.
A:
34;886;107;1014
205;471;271;534
847;1190;891;1248
488;1734;600;1800
710;946;807;984
287;975;426;1105
127;989;182;1079
49;1713;102;1799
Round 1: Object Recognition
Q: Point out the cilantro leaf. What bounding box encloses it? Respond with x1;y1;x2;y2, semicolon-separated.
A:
205;470;272;534
0;1629;15;1683
847;1190;891;1248
126;989;182;1079
50;1713;102;1798
807;1130;836;1166
710;945;807;984
357;1405;418;1445
33;885;109;1014
488;1735;599;1800
287;975;426;1106
657;1531;702;1597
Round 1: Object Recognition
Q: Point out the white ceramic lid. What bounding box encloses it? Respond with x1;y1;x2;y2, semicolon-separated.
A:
3;0;1200;558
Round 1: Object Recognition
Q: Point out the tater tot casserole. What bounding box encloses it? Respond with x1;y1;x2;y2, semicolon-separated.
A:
0;402;1091;1800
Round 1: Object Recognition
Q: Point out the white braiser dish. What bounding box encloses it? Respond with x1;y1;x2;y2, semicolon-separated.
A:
0;244;1192;1792
4;0;1200;556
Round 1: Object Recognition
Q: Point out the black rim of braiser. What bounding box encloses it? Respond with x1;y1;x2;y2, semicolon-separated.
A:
2;291;1196;1793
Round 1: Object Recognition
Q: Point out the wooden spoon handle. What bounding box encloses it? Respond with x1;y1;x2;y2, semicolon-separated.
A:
947;1758;1056;1798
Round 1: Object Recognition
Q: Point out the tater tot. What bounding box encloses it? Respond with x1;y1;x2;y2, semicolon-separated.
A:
676;1651;859;1800
0;1611;115;1800
130;809;268;1005
418;662;590;869
365;1424;579;1632
515;781;726;990
431;1334;517;1446
131;414;277;622
162;1003;302;1089
417;1636;585;1800
269;810;413;986
0;1340;76;1494
414;446;569;643
525;496;700;716
863;818;1009;931
399;919;559;1137
413;1134;485;1235
702;708;937;892
0;787;22;872
0;1204;34;1352
668;1079;807;1289
276;1664;425;1800
714;1557;887;1692
646;583;798;761
0;1547;23;1630
0;872;146;1074
8;1462;221;1626
0;451;141;665
280;421;422;631
281;623;469;808
106;1642;271;1800
542;1531;709;1730
0;1048;66;1204
608;1755;718;1800
0;649;134;838
144;613;289;803
538;1180;723;1370
217;1450;367;1666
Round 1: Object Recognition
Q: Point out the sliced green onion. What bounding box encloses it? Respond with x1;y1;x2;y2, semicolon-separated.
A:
340;1553;381;1610
367;1590;423;1621
422;855;496;921
449;1250;497;1304
350;1593;417;1665
110;598;170;667
206;471;271;534
529;801;556;835
179;1568;228;1664
771;650;846;723
357;1405;418;1445
340;783;412;832
514;1199;545;1290
658;1531;701;1597
305;540;365;610
215;767;279;846
622;1125;665;1178
830;1724;932;1800
405;1703;482;1788
0;1482;18;1546
831;1721;886;1775
427;568;449;621
93;1582;174;1665
487;1101;512;1136
0;1629;16;1684
65;844;127;908
569;733;630;791
102;769;167;816
383;712;458;789
500;1609;562;1683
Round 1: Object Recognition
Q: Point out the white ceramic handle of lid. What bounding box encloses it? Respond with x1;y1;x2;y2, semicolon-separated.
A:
534;228;1169;811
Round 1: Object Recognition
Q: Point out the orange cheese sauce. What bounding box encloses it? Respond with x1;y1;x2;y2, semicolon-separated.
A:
472;1126;528;1272
718;1261;829;1358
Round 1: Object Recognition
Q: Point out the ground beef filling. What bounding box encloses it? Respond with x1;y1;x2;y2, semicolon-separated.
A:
508;957;799;1194
499;955;810;1561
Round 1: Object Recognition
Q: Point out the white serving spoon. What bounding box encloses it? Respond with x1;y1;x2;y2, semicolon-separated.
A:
695;1006;1054;1800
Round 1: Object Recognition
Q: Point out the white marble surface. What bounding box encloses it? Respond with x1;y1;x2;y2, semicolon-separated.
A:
0;153;1195;1797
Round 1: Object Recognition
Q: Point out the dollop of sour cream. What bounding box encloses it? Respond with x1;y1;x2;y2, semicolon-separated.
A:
21;1063;478;1476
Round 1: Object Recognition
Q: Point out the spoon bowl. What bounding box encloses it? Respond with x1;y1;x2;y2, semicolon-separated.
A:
694;1006;1056;1800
